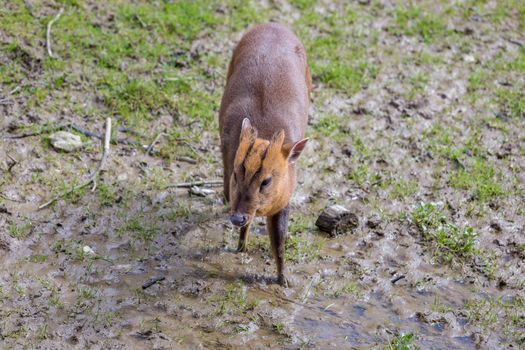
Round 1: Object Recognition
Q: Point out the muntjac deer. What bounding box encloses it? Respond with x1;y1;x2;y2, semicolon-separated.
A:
219;23;312;286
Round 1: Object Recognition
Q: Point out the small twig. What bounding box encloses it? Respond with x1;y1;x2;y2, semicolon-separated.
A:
180;140;201;157
70;124;102;140
141;276;165;290
146;132;167;155
38;118;112;209
8;86;21;95
301;275;320;303
0;99;14;105
4;123;141;146
6;154;18;173
46;7;64;58
134;14;147;28
91;117;112;191
165;180;223;189
391;275;406;284
507;38;524;47
176;156;197;164
116;138;142;147
0;193;23;203
23;0;35;17
4;124;68;139
118;127;144;137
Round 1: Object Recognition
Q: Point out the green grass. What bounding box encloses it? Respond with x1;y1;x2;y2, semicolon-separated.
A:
330;280;360;298
97;182;119;206
405;72;429;101
393;5;448;43
463;295;525;345
272;321;285;335
296;5;376;94
78;286;97;300
379;332;419;350
347;164;381;189
8;222;32;239
494;87;525;119
1;1;524;347
389;179;418;200
120;216;157;243
409;203;478;264
449;159;505;202
285;232;325;263
212;282;259;317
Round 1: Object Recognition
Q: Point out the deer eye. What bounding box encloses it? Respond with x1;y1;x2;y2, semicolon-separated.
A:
260;177;272;190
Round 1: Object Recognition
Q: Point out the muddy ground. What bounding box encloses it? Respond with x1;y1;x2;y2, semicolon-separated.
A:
1;0;524;349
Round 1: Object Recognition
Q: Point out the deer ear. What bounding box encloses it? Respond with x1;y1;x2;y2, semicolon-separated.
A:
270;129;285;146
241;118;251;131
240;118;257;142
284;138;309;164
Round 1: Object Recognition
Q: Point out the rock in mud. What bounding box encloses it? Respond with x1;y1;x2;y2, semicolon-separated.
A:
0;236;9;251
315;205;359;237
0;204;11;215
49;131;82;152
416;311;461;336
366;214;382;229
190;186;215;197
180;280;207;297
82;245;96;256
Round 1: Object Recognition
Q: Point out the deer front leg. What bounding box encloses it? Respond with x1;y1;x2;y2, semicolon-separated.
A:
267;206;290;286
237;222;251;252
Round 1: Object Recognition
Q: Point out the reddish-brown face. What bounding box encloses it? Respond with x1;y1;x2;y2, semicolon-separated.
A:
229;119;308;227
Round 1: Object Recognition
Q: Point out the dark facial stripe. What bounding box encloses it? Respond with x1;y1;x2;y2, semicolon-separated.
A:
238;139;255;178
245;143;270;185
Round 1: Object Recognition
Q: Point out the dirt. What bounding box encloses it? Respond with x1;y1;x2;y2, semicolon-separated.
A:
1;0;525;349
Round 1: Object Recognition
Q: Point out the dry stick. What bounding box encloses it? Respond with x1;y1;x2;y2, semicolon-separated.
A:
4;123;140;146
141;276;165;290
146;132;167;155
6;154;18;173
5;123;100;140
91;117;112;191
38;118;112;210
46;7;64;58
165;180;223;189
8;86;21;95
176;156;197;164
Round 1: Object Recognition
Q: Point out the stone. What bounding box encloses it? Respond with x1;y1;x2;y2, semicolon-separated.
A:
315;205;359;237
49;131;82;152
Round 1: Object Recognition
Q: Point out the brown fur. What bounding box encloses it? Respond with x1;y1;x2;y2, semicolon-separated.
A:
219;23;311;286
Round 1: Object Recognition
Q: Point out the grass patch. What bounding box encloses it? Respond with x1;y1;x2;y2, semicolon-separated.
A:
285;232;324;263
449;159;504;202
296;5;376;94
494;87;525;120
464;295;525;345
272;321;285;335
330;280;360;298
408;203;478;265
9;222;32;239
380;332;419;350
347;163;381;189
405;72;429;101
212;282;259;317
393;5;448;43
119;216;157;243
389;179;418;200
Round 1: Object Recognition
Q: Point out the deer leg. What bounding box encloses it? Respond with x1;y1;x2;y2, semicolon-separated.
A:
267;206;290;286
237;222;251;252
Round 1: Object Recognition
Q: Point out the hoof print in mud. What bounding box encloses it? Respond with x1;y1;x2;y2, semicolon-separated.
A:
315;205;359;237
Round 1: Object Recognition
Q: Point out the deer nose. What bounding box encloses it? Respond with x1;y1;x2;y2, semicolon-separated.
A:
230;213;247;227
